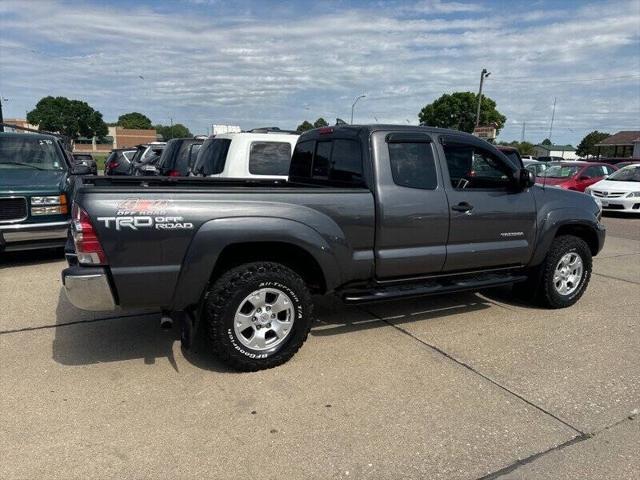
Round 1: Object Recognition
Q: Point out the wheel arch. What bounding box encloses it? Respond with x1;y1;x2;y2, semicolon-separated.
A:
170;217;341;310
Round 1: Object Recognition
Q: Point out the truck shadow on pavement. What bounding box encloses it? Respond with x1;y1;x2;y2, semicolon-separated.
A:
0;248;65;268
52;287;526;373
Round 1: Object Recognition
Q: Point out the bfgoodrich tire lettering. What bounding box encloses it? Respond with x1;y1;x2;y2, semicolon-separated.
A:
204;262;313;371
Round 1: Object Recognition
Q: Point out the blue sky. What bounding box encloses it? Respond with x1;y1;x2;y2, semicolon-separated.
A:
1;0;639;145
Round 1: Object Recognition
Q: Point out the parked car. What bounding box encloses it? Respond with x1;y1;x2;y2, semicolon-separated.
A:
62;125;604;371
585;164;640;214
191;131;299;180
536;161;617;192
0;132;90;253
537;156;565;162
523;159;549;176
72;153;98;175
613;160;640;169
521;155;537;161
129;142;166;175
104;148;136;176
150;138;204;177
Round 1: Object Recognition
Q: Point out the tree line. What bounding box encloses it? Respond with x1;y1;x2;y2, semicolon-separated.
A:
25;96;190;142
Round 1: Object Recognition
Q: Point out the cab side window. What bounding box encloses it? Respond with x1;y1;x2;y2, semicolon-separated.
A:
388;142;437;190
443;144;513;190
583;166;607;178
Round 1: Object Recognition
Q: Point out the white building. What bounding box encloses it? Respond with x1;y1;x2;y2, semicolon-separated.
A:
534;144;578;160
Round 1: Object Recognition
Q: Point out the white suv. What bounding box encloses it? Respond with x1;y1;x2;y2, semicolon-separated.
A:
191;130;299;180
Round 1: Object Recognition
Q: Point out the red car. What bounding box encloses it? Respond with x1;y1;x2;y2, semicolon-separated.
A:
536;161;617;192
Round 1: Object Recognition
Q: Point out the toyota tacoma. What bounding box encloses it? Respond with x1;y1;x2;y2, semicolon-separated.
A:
62;125;605;371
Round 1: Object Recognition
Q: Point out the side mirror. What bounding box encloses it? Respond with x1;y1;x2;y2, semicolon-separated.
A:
519;168;535;189
578;175;589;181
70;164;91;175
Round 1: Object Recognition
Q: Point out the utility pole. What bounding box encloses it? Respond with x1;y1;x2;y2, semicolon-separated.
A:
351;94;366;124
521;121;526;142
548;97;556;141
0;96;4;132
475;68;491;128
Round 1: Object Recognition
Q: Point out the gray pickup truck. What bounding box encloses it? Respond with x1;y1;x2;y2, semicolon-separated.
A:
63;125;605;371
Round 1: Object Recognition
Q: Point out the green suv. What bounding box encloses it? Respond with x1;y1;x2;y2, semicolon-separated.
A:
0;132;89;253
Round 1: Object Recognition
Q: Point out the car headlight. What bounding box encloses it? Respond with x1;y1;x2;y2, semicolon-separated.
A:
31;194;68;215
625;192;640;198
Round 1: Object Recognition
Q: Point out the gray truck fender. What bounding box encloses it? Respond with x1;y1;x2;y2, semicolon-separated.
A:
529;208;600;267
171;216;342;310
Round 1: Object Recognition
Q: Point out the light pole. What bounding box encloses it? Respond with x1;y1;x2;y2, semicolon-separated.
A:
475;69;491;128
0;96;6;132
351;94;366;124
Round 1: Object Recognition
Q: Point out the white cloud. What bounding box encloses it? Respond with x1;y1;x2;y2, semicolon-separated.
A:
0;0;638;144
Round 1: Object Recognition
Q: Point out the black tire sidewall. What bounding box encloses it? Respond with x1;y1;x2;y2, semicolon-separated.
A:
207;263;313;368
543;237;591;308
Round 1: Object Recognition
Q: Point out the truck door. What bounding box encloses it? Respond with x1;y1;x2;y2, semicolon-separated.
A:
437;135;537;271
372;131;450;279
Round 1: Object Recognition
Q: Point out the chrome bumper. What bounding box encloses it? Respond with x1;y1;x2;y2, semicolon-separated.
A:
0;220;70;243
62;267;116;311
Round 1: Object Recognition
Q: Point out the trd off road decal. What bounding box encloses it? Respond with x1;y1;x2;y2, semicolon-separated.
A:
97;198;193;230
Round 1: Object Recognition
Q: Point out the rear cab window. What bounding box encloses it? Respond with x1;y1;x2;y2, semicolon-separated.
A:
290;137;364;187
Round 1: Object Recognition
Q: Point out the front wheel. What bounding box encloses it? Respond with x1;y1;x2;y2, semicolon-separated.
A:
537;235;592;308
204;262;313;371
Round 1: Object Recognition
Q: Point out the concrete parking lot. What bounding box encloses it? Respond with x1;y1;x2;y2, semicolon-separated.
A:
1;215;638;479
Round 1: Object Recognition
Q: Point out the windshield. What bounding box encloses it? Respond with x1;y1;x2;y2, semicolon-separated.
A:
540;165;579;178
607;165;640;182
0;136;65;171
193;138;232;175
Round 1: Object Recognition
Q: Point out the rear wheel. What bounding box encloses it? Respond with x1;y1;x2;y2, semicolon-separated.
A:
204;262;313;371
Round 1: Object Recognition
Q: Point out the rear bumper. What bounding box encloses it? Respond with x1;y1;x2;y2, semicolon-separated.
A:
62;266;117;311
0;220;70;252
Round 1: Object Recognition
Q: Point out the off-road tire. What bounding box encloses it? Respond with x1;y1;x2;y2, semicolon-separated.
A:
204;262;313;371
536;235;592;308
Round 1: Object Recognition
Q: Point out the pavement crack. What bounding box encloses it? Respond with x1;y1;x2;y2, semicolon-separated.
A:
476;413;638;479
0;312;159;335
475;433;591;480
592;272;640;285
359;306;585;437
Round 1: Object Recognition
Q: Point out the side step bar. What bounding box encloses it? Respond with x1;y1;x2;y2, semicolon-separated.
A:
341;273;528;304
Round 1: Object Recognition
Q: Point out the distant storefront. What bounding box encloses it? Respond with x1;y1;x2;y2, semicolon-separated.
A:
594;131;640;159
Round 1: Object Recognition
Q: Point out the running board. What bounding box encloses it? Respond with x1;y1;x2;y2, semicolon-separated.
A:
341;273;528;304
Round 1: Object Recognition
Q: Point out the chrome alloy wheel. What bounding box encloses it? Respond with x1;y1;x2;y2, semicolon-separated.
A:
553;252;584;296
233;288;295;351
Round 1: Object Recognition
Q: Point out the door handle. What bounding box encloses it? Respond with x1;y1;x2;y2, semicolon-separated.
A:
452;202;473;212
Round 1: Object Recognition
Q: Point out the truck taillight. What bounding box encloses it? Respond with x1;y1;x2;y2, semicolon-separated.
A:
72;204;107;265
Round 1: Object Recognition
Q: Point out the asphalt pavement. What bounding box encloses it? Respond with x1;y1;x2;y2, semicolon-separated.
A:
1;214;638;479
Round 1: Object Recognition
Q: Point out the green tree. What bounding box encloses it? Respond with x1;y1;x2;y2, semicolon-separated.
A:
418;92;506;134
296;120;314;133
154;123;191;140
313;117;329;128
576;131;610;157
27;96;108;140
117;112;152;129
541;138;552;146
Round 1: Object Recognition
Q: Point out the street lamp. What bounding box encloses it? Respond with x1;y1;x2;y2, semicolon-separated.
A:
351;94;366;124
475;69;491;128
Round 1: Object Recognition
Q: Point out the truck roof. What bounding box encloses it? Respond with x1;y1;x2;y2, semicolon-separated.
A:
297;124;481;140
